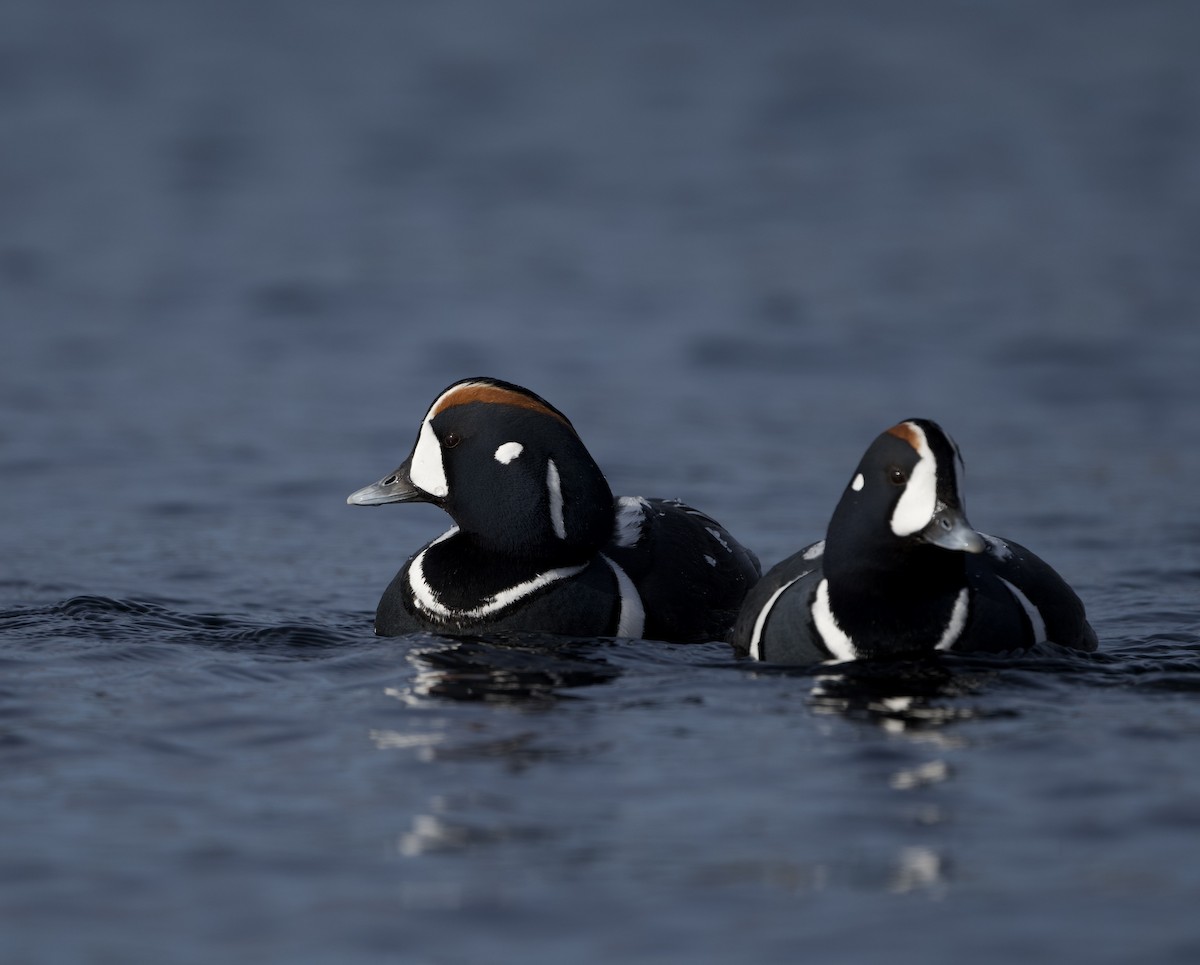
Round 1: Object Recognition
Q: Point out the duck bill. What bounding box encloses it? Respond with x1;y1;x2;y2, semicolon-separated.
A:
920;506;985;554
346;458;428;506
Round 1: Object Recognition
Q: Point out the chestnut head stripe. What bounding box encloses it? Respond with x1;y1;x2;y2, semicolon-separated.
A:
432;383;573;429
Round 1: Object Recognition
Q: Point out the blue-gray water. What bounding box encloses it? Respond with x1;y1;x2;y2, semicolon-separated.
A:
3;2;1200;962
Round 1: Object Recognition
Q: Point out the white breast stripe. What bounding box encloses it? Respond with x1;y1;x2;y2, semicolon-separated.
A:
748;572;808;661
891;423;937;537
811;579;857;662
405;527;458;612
934;588;970;651
600;554;645;638
998;577;1046;643
546;459;566;539
407;528;586;621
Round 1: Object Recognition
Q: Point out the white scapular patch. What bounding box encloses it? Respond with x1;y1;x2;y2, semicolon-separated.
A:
706;527;731;553
890;422;938;537
704;555;717;567
493;441;524;464
408;418;449;498
998;577;1046;643
851;473;864;492
934;588;971;651
600;554;645;638
407;527;587;620
748;572;810;661
613;496;649;548
802;540;825;561
546;459;566;539
811;578;858;662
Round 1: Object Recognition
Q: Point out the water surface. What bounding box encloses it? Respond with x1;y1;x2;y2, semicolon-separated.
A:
3;1;1199;962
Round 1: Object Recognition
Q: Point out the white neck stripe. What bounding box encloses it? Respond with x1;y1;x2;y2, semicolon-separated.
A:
546;459;566;539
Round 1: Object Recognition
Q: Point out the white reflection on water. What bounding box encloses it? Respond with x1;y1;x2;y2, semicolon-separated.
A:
399;813;458;857
890;845;947;896
890;758;951;790
368;728;446;758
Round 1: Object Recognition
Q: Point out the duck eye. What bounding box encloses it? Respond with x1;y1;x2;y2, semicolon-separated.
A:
443;432;461;449
888;467;907;486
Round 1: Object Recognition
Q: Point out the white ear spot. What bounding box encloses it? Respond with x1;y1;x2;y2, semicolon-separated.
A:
890;423;938;537
409;418;449;498
851;473;864;492
546;459;566;539
494;442;524;464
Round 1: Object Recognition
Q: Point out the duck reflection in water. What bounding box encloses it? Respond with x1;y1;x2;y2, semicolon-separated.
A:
804;656;1001;739
393;632;624;704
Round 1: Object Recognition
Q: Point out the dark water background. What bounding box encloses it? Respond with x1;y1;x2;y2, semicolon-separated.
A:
3;1;1200;962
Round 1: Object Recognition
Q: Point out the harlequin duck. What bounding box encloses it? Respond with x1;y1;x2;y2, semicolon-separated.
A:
732;419;1098;664
348;377;761;642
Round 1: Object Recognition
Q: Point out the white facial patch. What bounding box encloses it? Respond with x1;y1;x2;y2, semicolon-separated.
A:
494;442;523;464
890;423;938;537
408;418;448;498
408;380;497;497
851;473;864;492
546;459;566;539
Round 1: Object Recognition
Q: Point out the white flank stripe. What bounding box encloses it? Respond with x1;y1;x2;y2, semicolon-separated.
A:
811;579;857;662
890;422;938;537
748;572;808;661
600;554;645;638
546;459;566;539
934;588;970;650
998;577;1046;643
408;530;586;621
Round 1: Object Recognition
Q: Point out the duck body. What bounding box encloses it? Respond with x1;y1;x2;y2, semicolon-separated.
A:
605;496;763;643
350;378;760;642
732;419;1097;664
